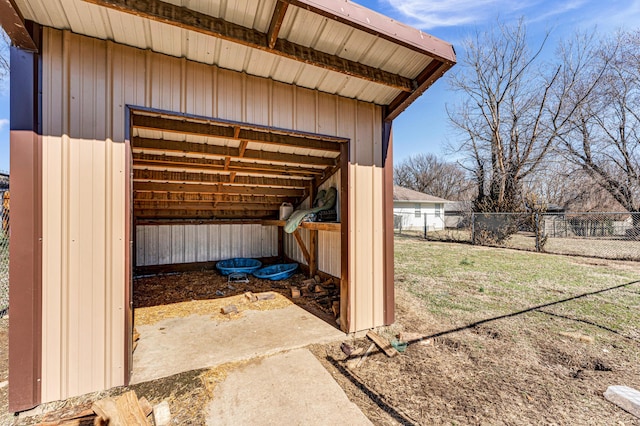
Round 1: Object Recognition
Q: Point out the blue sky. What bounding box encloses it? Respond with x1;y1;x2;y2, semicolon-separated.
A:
1;0;640;171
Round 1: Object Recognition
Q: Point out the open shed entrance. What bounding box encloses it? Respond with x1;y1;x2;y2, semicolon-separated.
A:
127;107;349;379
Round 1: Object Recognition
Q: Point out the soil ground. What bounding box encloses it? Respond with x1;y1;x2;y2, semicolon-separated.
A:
1;238;639;425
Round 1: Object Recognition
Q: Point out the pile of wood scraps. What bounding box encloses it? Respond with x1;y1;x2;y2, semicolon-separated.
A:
290;275;340;322
37;391;171;426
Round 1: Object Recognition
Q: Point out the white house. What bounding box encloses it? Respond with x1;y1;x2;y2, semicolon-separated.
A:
393;186;450;231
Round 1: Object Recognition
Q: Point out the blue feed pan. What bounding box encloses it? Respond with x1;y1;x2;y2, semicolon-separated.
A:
252;263;298;281
216;258;262;275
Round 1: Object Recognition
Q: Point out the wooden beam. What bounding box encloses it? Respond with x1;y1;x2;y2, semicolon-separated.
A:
84;0;414;92
133;169;308;188
386;59;452;121
135;210;274;219
133;137;336;167
0;2;37;51
132;115;342;152
134;181;304;197
267;1;289;49
134;192;288;204
133;153;325;177
134;202;281;211
293;229;311;265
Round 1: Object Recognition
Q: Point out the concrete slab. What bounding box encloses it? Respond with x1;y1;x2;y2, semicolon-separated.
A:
132;304;346;384
206;348;373;426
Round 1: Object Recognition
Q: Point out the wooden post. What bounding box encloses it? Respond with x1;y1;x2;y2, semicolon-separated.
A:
309;229;318;277
278;226;284;260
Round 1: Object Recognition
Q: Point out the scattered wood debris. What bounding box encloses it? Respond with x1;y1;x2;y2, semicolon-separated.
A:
220;305;239;315
255;292;276;301
367;330;398;357
290;287;301;298
91;390;149;426
332;301;340;318
138;397;153;417
243;291;258;302
38;407;102;426
132;328;141;353
398;332;433;346
347;343;375;369
152;401;172;426
341;342;354;356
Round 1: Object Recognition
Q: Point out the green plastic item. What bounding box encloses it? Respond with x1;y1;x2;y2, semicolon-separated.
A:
284;187;337;234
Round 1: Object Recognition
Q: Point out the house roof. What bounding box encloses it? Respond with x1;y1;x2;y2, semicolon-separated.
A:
4;0;455;120
393;186;450;203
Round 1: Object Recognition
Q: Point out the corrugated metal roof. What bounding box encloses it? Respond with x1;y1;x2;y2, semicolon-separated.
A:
13;0;454;110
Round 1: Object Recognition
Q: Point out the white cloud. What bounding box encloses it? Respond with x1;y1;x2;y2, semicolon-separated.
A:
382;0;587;29
0;119;8;131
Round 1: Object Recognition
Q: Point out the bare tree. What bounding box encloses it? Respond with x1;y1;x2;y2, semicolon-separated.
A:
394;153;473;200
448;20;603;213
557;30;640;225
0;29;9;81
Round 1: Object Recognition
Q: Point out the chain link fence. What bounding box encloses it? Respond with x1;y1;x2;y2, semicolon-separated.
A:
394;212;446;239
398;210;640;262
1;189;8;317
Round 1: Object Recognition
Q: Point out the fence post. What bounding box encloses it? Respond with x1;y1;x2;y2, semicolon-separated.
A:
471;212;476;244
424;213;427;239
535;212;540;252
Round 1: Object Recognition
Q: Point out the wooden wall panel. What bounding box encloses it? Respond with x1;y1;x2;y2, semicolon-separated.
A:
40;27;386;402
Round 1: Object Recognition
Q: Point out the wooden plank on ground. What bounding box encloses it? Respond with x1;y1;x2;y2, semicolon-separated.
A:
366;330;398;357
91;391;148;426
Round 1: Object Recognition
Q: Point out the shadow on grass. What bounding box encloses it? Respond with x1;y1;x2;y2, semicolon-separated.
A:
325;354;418;426
535;309;638;342
404;279;640;346
328;279;639;423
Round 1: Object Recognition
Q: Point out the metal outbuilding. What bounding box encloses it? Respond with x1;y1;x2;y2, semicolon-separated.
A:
1;0;455;412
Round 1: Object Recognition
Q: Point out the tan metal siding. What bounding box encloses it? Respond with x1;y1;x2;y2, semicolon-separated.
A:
40;28;386;402
136;224;278;266
41;29;127;401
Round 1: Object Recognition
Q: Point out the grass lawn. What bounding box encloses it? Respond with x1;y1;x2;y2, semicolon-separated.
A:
316;235;640;425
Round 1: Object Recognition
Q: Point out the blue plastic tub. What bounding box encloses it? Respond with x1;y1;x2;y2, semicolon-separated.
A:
252;263;298;281
215;258;262;275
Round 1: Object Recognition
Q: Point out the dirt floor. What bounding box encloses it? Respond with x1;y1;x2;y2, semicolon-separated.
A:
134;269;339;326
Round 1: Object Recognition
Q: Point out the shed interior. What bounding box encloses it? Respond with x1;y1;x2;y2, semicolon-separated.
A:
130;107;348;324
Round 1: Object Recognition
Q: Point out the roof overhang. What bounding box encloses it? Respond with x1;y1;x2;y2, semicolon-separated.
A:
4;0;455;120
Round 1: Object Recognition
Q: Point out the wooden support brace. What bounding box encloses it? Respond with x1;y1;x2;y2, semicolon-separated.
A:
293;229;311;265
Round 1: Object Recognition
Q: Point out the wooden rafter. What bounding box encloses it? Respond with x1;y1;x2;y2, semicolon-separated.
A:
134;192;288;204
135;210;274;219
132;138;336;167
83;0;414;92
267;1;289;49
133;202;281;211
132;153;325;177
133;169;308;188
0;0;37;51
133;182;304;197
132;115;342;152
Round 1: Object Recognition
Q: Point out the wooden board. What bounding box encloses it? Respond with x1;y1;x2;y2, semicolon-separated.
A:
91;391;149;426
366;331;398;357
